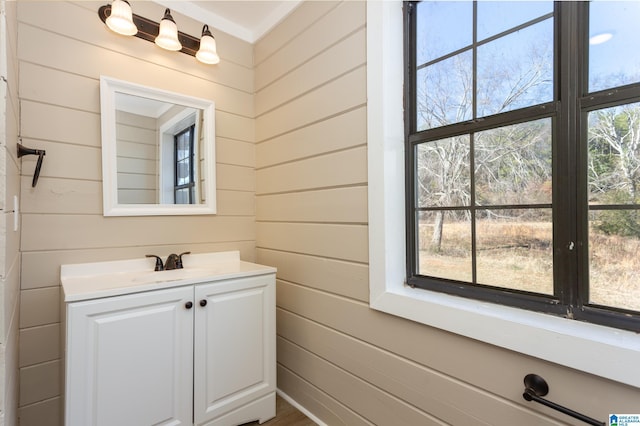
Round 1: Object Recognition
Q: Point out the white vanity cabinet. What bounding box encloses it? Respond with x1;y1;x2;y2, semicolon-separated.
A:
62;252;276;426
65;286;194;426
193;276;276;425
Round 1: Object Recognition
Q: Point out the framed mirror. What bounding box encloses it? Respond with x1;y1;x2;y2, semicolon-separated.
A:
100;76;216;216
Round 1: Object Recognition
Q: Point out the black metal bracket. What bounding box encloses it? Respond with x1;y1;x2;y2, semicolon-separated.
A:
522;374;605;426
98;4;202;57
17;143;46;188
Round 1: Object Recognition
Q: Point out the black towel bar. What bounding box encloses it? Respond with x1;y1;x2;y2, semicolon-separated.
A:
522;374;605;426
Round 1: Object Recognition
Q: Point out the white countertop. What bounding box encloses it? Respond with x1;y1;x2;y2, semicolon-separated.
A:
61;251;276;302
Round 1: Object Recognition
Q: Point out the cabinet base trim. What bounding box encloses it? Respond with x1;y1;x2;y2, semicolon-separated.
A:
199;392;275;426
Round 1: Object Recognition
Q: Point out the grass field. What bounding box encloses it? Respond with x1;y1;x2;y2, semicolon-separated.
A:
418;220;640;311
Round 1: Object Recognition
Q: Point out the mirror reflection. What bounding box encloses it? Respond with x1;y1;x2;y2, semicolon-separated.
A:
115;93;202;205
100;76;216;216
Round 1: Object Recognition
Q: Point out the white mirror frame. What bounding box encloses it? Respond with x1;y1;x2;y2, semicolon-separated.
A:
100;76;217;216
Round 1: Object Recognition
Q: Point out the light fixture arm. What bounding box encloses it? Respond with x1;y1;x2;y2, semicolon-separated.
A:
98;4;204;58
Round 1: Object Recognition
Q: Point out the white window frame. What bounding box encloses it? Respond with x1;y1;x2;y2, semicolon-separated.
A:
158;110;199;204
366;0;640;389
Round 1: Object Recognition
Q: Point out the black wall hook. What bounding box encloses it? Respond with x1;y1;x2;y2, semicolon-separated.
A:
17;143;46;187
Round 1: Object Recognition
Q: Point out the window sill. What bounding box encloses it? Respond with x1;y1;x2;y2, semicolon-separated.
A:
366;0;640;389
370;284;640;388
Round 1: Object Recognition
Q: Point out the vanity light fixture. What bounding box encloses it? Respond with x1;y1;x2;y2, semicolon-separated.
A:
105;0;137;36
155;9;182;51
98;1;220;65
195;25;220;65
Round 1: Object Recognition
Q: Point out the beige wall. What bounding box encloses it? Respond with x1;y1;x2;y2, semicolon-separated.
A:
115;110;157;204
0;0;22;424
16;2;256;424
255;1;640;425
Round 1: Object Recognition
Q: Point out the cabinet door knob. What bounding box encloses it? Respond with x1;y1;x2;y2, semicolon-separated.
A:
199;299;207;307
185;301;193;309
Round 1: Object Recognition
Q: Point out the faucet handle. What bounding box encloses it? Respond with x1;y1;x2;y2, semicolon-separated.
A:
177;252;191;269
145;255;164;271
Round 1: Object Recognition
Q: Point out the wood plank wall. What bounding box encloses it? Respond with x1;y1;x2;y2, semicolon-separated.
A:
115;111;158;204
254;2;640;425
16;2;256;424
1;1;22;424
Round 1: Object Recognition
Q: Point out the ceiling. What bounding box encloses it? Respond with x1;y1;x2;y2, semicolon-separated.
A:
154;1;301;43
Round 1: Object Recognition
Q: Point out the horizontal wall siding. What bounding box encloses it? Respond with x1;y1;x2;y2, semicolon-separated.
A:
256;67;366;142
2;0;22;424
255;1;640;425
255;27;366;117
116;111;158;204
256;186;368;224
256;146;367;195
255;106;366;169
17;1;256;425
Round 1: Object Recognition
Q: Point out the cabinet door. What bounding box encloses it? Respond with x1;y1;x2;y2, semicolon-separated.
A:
193;275;276;425
65;286;194;426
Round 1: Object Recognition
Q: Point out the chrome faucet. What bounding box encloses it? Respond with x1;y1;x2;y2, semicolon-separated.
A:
146;252;191;271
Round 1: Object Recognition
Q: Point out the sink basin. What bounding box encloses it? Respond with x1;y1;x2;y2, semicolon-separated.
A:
131;267;214;284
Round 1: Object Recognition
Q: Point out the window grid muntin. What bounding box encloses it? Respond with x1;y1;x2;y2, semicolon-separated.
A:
415;11;554;72
414;1;555;131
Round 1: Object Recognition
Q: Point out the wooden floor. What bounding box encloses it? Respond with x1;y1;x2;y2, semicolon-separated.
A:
242;394;317;426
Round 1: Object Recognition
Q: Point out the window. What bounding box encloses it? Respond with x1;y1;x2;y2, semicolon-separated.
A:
174;124;196;204
158;109;200;205
405;1;640;331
